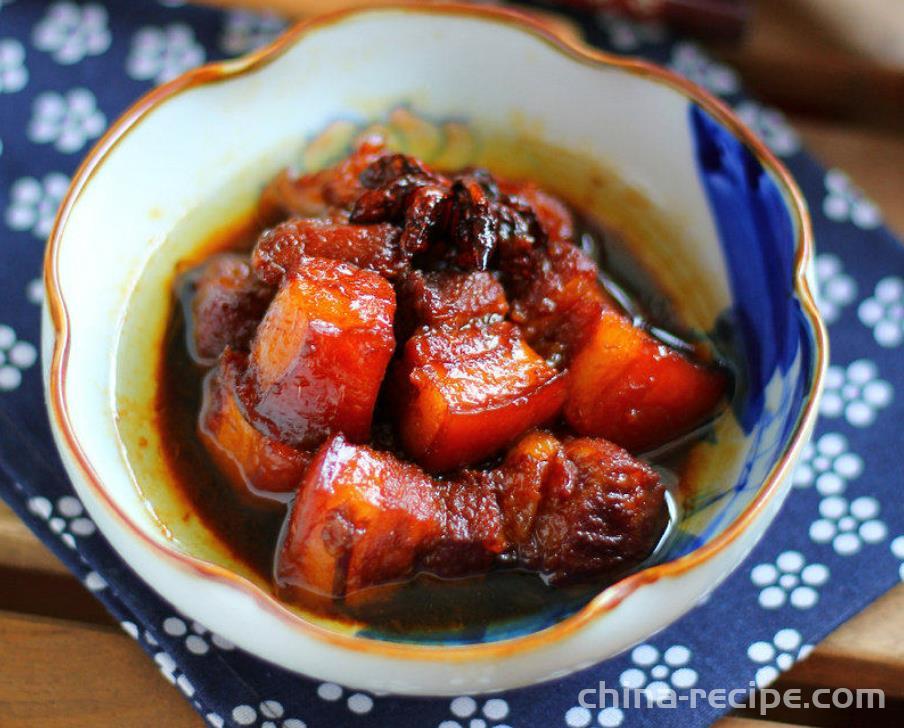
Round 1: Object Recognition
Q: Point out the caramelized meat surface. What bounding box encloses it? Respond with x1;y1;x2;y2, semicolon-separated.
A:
498;179;576;245
509;239;616;364
259;135;387;221
350;154;449;236
494;430;566;545
422;472;508;578
395;269;509;336
565;308;728;452
276;431;665;598
186;254;273;366
198;349;309;497
176;140;733;610
248;256;396;448
276;434;444;598
252;218;408;285
506;434;667;583
395;320;567;472
346;154;549;271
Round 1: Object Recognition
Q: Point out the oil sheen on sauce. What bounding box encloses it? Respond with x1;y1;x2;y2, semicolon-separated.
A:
156;209;707;639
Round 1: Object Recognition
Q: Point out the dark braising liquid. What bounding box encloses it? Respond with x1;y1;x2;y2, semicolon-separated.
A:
156;209;716;639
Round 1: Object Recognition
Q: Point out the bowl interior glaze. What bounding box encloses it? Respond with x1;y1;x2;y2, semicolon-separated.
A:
116;117;812;646
45;5;823;690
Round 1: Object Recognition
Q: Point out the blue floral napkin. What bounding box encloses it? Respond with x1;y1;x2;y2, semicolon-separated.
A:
1;2;901;726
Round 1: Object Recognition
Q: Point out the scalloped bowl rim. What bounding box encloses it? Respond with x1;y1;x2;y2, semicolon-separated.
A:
43;2;828;668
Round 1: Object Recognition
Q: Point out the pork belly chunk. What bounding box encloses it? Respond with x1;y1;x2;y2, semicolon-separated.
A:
420;471;508;578
395;269;509;337
508;239;616;364
186;254;273;366
498;180;576;244
248;257;396;449
276;437;507;599
275;431;667;597
258;135;388;221
275;435;444;598
395;320;566;472
564;308;728;452
252;218;408;286
198;349;309;498
496;432;667;583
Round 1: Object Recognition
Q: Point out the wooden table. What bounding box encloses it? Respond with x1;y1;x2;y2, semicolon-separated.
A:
1;2;902;726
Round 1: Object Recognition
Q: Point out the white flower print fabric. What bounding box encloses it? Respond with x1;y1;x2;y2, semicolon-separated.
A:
858;276;903;348
0;38;29;93
28;87;106;153
33;2;111;65
126;23;205;84
5;172;70;238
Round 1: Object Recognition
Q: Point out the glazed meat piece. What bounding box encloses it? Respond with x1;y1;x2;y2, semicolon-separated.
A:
499;180;575;244
395;320;567;472
198;349;310;498
275;434;444;598
247;256;396;449
564;308;728;452
350;154;453;257
494;430;567;545
350;155;447;221
348;153;549;270
443;172;548;272
420;472;507;578
508;239;616;364
395;269;509;337
399;186;450;255
505;434;667;584
258;169;335;222
258;135;388;221
276;436;510;599
251;218;408;286
446;175;500;270
379;167;551;273
275;431;665;598
185;254;273;366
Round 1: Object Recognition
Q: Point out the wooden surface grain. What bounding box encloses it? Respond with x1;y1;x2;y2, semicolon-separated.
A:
786;586;904;697
198;0;904;129
0;609;806;728
0;611;200;728
0;503;68;576
1;2;902;725
708;0;904;129
784;116;904;237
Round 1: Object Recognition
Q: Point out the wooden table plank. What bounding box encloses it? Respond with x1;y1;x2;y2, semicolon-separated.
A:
716;721;805;728
0;610;817;728
790;117;904;237
784;587;904;697
0;502;115;626
0;611;199;728
705;0;904;130
0;501;69;576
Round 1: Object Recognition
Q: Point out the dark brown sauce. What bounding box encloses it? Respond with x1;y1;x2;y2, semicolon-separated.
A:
156;208;714;639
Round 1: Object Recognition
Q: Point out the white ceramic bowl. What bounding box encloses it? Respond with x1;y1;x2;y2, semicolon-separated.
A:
43;3;827;695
